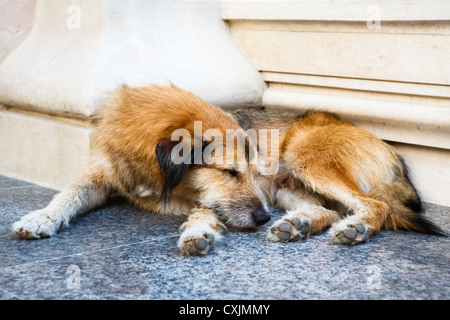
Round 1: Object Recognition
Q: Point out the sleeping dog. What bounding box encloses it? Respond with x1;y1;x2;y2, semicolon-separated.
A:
12;85;445;255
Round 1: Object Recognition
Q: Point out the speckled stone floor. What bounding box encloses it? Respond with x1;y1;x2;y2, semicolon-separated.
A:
0;174;449;300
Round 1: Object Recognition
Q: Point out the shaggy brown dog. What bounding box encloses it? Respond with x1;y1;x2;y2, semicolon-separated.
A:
12;85;272;255
232;109;446;244
12;86;445;256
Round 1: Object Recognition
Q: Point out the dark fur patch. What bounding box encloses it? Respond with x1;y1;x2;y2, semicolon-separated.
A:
405;213;449;236
156;137;215;203
398;156;424;214
397;156;447;236
155;138;192;203
231;107;267;131
403;198;423;214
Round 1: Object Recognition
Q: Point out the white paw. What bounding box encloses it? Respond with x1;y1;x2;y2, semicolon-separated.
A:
12;210;61;240
178;223;222;256
331;218;371;245
267;216;311;242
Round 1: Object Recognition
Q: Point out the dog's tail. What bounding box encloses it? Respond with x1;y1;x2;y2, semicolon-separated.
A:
368;161;447;236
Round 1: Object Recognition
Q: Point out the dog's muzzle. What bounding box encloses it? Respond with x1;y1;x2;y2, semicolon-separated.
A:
252;207;271;226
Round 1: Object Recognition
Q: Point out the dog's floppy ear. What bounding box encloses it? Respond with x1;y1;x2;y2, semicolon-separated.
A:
155;137;193;202
273;160;294;189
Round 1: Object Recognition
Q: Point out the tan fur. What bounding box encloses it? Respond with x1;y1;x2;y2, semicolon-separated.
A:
12;88;444;254
93;85;241;199
281;113;395;233
13;85;271;255
264;111;445;244
92;85;270;222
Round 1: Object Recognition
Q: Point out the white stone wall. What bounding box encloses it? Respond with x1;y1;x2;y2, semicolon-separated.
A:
223;0;450;206
0;0;265;190
0;0;36;64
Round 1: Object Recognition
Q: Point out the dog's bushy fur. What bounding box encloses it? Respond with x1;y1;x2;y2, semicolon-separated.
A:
12;85;446;256
237;109;446;244
12;85;271;255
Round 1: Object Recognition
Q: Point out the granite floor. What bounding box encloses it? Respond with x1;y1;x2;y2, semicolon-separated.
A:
0;174;449;300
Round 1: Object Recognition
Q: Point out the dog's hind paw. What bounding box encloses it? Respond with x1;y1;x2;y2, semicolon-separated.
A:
267;217;311;242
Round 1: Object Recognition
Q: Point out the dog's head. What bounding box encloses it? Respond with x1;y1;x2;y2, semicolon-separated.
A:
155;123;272;230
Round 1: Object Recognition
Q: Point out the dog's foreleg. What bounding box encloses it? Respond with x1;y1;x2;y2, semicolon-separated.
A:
178;208;225;256
267;200;340;242
12;174;109;239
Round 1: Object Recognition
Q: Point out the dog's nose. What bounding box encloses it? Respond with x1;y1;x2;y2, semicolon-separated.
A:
253;207;271;226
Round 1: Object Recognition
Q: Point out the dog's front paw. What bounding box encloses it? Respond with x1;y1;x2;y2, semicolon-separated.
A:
12;210;60;240
331;220;370;245
267;217;311;242
180;234;216;256
178;224;221;256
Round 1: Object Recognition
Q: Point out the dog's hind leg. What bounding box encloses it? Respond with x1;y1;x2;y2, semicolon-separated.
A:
178;208;225;256
12;167;110;240
305;171;389;245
